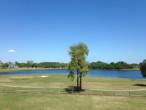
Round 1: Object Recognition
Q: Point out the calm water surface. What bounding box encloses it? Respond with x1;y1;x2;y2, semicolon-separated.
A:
0;69;145;79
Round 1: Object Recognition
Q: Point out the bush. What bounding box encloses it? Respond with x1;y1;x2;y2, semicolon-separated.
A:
140;59;146;77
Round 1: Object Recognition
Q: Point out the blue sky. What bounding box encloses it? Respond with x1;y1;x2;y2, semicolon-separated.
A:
0;0;146;63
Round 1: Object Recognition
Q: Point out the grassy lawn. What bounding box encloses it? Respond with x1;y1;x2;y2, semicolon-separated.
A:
0;94;146;110
0;68;62;73
120;68;140;70
0;74;146;110
0;74;146;90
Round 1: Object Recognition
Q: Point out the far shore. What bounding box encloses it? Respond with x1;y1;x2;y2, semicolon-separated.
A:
91;68;140;71
0;68;140;73
0;68;65;73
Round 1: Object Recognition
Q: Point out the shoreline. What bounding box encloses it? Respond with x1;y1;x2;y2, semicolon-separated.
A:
0;68;140;73
0;68;65;73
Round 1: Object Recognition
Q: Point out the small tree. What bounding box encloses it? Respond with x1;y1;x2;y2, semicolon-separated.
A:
140;59;146;77
2;63;8;68
67;42;89;91
0;60;2;68
26;60;33;68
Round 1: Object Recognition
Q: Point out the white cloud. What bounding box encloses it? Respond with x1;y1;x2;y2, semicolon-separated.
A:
8;49;15;53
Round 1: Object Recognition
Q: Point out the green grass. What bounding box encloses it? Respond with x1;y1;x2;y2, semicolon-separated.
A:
0;74;146;110
0;94;146;110
1;74;146;90
0;68;62;73
0;74;146;95
120;68;140;70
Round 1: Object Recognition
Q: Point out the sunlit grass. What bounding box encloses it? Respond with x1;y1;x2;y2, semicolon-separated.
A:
0;74;146;110
0;94;146;110
0;68;62;73
1;74;146;90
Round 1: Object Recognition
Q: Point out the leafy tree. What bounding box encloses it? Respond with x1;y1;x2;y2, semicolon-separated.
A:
89;61;136;70
0;60;3;68
32;63;38;68
131;63;139;69
1;61;67;68
140;59;146;77
39;62;61;68
115;61;123;69
90;62;97;69
67;42;89;91
18;63;27;68
26;60;33;68
60;63;67;69
107;62;115;69
2;63;8;68
15;61;19;65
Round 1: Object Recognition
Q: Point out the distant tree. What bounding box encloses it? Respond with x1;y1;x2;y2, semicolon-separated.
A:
67;42;89;91
26;60;33;68
8;62;12;65
107;62;115;69
18;63;27;68
90;62;97;69
15;61;19;65
60;63;67;69
32;63;38;68
2;63;8;68
0;60;3;68
96;61;108;69
140;59;146;77
115;61;123;69
130;63;139;69
39;62;61;68
90;61;135;70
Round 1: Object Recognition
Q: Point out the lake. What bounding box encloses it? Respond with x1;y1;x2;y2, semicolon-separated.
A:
0;69;145;80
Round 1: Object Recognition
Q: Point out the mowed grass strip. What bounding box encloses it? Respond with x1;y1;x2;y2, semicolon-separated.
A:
0;94;146;110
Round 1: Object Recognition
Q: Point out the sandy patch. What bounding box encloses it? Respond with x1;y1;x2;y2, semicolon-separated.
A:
40;76;48;78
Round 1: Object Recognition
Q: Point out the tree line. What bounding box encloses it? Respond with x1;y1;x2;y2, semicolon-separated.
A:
89;61;139;70
0;60;139;70
0;60;67;69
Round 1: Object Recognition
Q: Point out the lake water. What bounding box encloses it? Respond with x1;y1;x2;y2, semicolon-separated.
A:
0;69;145;80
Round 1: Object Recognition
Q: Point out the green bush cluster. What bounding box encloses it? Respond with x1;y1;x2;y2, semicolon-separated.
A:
90;61;139;70
140;59;146;77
